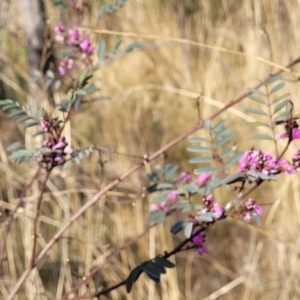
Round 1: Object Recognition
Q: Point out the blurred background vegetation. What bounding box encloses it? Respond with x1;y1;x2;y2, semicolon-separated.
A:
1;0;300;299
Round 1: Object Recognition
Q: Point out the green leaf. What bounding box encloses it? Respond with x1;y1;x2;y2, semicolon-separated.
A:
187;146;210;153
248;94;265;104
254;134;273;140
154;257;175;268
253;215;262;226
147;262;166;274
8;109;26;118
79;69;88;85
245;108;267;116
126;266;144;293
194;167;217;174
272;93;290;104
114;39;122;52
156;211;166;226
97;40;106;59
156;183;173;190
124;41;145;53
204;119;211;130
248;87;264;95
163;163;178;180
196;212;215;222
143;265;162;279
96;5;105;20
6;142;21;151
220;148;233;158
273;99;291;114
268;74;282;84
189;137;206;143
249;122;270;127
215;127;230;139
83;83;100;95
270;82;285;94
215;133;234;148
184;222;193;238
16;115;31;123
225;152;244;168
212;120;226;132
2;104;18;111
221;172;246;185
170;220;188;234
0;99;14;106
181;184;199;194
144;269;160;282
33;130;44;137
154;256;175;269
66;90;75;101
189;156;213;163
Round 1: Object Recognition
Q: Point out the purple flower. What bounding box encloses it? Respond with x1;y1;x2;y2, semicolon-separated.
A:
69;27;82;45
151;204;160;211
253;204;263;216
284;165;295;174
54;23;65;43
52;138;67;150
242;198;263;222
196;173;212;186
177;172;192;183
58;57;73;76
292;128;300;139
167;191;178;203
192;233;205;246
212;203;225;218
197;246;208;256
79;38;94;54
54;156;64;164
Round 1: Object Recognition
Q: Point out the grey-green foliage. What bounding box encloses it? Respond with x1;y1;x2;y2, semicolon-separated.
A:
0;99;39;129
246;75;292;140
187;119;243;175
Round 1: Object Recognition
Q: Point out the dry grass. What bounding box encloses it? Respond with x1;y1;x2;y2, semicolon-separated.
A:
1;0;300;299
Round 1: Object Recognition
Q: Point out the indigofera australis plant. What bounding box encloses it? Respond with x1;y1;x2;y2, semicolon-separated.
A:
2;1;300;299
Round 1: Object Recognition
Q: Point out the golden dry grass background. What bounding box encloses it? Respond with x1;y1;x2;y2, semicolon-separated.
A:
1;0;300;299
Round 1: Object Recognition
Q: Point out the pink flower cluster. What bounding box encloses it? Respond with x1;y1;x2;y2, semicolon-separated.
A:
239;148;295;175
192;232;207;255
199;194;225;219
58;57;73;76
151;191;178;212
40;117;73;169
54;23;95;76
240;198;263;222
177;172;192;184
195;173;212;186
